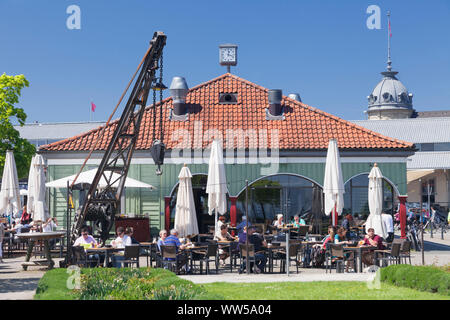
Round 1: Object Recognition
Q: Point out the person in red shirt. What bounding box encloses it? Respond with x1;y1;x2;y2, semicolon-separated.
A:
20;205;32;225
361;227;385;266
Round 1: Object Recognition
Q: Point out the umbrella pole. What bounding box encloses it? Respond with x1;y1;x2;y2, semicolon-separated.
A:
245;180;249;275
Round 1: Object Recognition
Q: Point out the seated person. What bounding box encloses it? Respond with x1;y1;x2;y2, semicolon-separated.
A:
334;227;355;272
111;226;132;268
273;214;284;228
125;227;140;244
361;227;385;266
314;225;336;251
292;215;306;227
0;220;4;263
239;225;267;274
157;229;167;251
215;215;227;238
236;216;252;239
74;227;99;267
42;217;59;249
162;229;189;273
6;218;36;234
215;224;237;266
20;205;32;225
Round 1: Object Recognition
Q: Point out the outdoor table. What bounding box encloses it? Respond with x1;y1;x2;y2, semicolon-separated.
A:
343;245;377;273
16;231;65;270
217;240;239;272
183;245;208;273
85;247;123;268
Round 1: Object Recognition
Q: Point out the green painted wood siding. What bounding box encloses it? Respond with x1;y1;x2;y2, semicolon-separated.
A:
47;161;407;235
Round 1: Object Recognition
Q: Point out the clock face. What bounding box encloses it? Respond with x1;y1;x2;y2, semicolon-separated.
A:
220;47;236;63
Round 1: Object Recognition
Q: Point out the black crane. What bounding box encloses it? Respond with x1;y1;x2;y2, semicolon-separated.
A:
67;31;167;256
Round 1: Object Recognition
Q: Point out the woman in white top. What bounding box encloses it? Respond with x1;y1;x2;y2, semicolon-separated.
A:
111;226;132;249
273;214;284;228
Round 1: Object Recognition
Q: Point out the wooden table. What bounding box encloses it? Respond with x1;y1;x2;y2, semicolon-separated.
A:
85;247;123;268
343;245;377;273
17;232;65;270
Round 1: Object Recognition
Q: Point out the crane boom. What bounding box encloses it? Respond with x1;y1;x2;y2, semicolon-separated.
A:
69;31;167;247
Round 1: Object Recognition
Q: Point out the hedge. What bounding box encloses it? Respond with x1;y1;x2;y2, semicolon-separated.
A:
380;264;450;296
78;267;223;300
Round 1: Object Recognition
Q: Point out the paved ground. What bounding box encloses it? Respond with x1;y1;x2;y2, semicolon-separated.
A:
0;230;448;299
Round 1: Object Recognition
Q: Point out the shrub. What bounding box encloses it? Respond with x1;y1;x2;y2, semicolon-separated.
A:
380;265;450;296
77;267;208;300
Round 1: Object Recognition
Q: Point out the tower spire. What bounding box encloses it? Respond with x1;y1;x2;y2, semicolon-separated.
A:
387;11;392;72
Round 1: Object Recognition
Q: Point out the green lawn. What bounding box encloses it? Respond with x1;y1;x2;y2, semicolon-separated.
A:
200;281;450;300
34;268;449;300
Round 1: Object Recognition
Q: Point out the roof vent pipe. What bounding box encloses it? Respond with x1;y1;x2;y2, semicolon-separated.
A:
170;77;189;116
268;89;283;116
288;93;302;102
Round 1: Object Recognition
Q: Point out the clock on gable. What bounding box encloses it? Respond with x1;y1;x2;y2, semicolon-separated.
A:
219;44;237;70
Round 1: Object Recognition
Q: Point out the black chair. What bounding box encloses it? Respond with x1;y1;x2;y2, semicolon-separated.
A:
160;245;178;272
325;244;355;273
298;226;309;237
280;243;302;274
121;245;140;268
238;243;257;273
375;242;401;267
400;240;412;264
195;243;219;274
71;246;100;268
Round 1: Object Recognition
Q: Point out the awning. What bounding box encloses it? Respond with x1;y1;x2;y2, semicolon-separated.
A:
407;170;435;183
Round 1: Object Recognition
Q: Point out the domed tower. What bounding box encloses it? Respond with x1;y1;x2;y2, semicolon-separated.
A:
367;12;415;120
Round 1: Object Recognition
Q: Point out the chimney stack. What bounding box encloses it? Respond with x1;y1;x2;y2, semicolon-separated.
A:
170;77;189;116
268;89;283;117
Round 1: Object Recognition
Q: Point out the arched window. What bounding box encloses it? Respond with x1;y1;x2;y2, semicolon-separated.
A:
343;174;398;219
235;174;323;225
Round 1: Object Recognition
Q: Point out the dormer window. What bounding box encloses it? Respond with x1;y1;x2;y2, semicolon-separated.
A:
219;93;238;104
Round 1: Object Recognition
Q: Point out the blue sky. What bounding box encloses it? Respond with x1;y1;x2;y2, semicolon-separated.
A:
1;0;449;123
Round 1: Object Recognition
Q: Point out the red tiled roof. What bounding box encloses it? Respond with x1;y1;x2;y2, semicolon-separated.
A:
39;73;414;152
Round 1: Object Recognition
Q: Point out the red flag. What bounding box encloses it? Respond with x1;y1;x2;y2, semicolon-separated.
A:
91;102;96;112
389;21;392;37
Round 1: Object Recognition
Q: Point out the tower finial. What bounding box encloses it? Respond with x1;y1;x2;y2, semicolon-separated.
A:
387;11;392;72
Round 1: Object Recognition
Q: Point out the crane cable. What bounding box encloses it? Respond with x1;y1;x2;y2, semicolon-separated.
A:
69;45;153;189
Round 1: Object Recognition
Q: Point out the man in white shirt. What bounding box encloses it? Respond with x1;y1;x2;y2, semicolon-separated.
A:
73;227;100;267
111;226;131;267
42;217;58;233
381;212;394;242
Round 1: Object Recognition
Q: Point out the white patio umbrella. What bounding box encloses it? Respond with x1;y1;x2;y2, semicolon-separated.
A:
323;139;345;226
206;140;229;237
0;151;21;218
174;165;198;238
365;164;388;239
45;168;155;189
27;154;49;222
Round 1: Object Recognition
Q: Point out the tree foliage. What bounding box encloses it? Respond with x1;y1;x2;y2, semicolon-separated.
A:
0;73;35;178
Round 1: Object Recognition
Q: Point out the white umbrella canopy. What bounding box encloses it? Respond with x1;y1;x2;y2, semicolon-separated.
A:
174;165;199;238
323;139;345;226
45;168;155;189
365;164;388;239
206;140;229;236
27;154;49;222
0;151;21;218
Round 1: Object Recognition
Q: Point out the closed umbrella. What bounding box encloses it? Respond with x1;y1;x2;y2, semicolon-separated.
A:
323;139;345;226
0;151;21;218
45;168;155;189
174;165;198;238
27;154;49;222
206;140;228;237
365;164;388;239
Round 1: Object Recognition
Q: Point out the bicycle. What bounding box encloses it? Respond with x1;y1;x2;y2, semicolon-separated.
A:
406;221;422;251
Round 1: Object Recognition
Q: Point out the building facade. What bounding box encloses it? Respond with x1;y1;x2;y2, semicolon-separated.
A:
39;74;414;235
